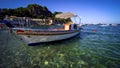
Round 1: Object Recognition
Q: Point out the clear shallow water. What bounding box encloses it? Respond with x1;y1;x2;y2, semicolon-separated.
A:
0;25;120;68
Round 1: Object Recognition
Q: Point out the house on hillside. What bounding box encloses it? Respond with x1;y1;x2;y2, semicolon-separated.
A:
4;16;53;28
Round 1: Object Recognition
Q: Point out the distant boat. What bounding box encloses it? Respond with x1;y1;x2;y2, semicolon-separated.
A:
100;24;109;26
111;24;117;26
3;12;81;45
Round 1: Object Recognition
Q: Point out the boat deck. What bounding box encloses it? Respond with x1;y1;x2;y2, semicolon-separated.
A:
16;29;80;35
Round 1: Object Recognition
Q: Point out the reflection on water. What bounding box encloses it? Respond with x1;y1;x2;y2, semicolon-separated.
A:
0;25;120;68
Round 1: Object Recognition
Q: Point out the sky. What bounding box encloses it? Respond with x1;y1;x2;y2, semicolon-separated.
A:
0;0;120;24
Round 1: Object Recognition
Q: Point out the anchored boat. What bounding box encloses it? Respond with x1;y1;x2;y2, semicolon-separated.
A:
16;24;80;45
2;12;81;45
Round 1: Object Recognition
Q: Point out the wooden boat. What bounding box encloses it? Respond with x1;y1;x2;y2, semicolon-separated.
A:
3;12;81;45
16;24;80;45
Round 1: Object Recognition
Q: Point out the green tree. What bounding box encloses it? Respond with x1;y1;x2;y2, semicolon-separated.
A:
0;4;53;20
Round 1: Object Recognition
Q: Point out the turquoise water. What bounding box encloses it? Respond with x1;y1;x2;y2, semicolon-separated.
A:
0;25;120;68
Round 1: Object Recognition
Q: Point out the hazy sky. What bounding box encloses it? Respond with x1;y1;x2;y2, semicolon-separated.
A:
0;0;120;24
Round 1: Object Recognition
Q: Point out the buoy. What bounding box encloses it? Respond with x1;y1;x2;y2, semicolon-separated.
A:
93;29;97;32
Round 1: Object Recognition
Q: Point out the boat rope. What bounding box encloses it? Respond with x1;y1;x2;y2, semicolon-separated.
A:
0;28;10;55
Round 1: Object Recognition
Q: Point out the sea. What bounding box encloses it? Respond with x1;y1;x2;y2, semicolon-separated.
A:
0;24;120;68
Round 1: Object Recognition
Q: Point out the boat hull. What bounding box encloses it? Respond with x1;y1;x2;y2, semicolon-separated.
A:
18;30;80;45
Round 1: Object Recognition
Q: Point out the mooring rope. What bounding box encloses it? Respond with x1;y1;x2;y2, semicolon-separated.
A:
0;28;10;55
